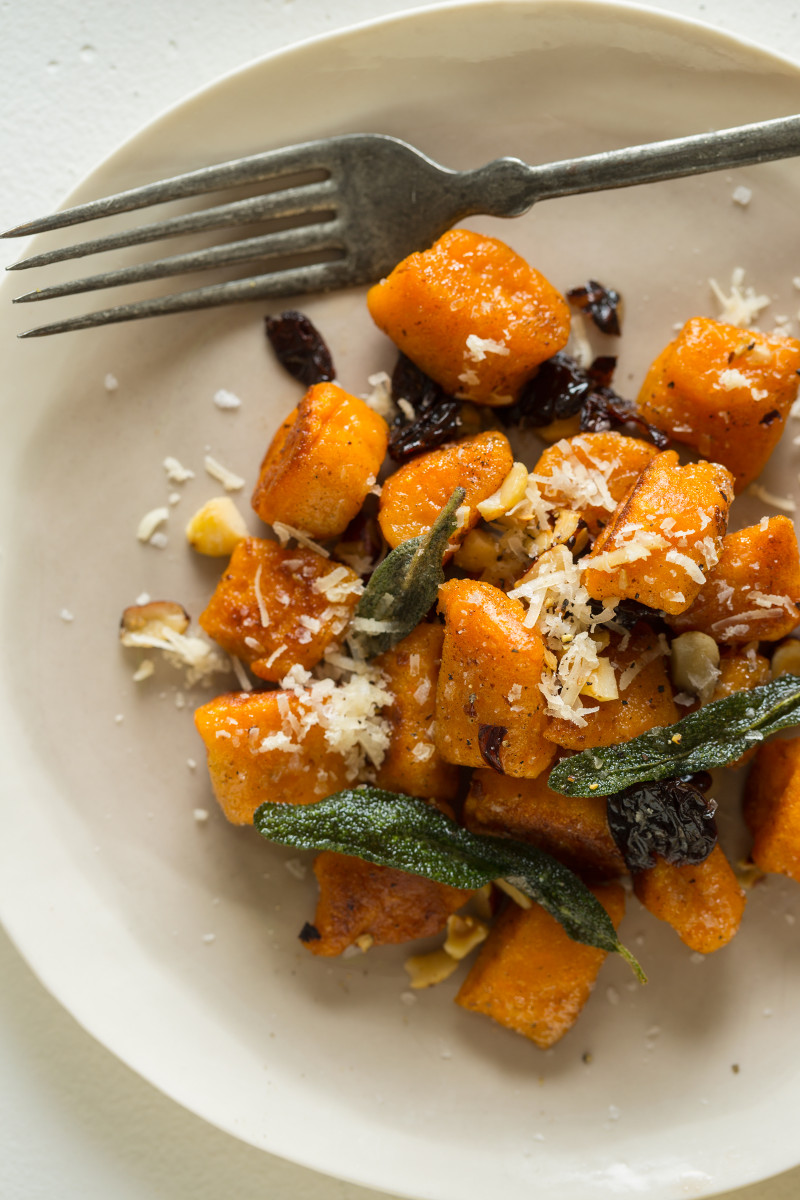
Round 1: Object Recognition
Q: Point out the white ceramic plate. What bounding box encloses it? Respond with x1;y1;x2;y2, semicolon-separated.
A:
3;2;800;1197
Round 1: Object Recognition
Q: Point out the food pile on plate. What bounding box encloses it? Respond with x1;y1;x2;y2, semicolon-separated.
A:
133;229;800;1048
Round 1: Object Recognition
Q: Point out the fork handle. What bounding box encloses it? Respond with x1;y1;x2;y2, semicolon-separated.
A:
467;113;800;216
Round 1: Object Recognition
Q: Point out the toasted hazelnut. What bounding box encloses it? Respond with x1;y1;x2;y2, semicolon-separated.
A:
404;948;460;989
477;461;529;521
581;655;619;702
443;914;489;960
771;638;800;680
120;600;190;640
186;496;249;557
670;631;720;703
453;527;498;573
494;878;533;909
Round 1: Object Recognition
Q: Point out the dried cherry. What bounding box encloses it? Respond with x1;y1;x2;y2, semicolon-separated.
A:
606;778;718;873
567;280;622;336
579;389;669;449
388;354;464;462
265;310;335;386
499;352;591;428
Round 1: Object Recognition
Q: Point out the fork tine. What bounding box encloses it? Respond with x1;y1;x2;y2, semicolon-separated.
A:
7;181;338;271
12;223;343;303
16;259;360;337
2;139;339;239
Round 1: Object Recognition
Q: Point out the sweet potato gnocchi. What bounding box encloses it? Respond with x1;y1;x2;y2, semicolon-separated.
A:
137;228;800;1051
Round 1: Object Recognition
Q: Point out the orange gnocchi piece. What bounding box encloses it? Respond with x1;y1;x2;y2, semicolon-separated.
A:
251;382;388;539
582;450;733;615
637;317;800;491
669;517;800;644
367;229;570;405
378;431;513;549
199;538;360;682
455;882;625;1047
373;623;459;803
194;691;351;824
303;851;472;957
435;579;554;779
633;846;745;953
532;431;659;535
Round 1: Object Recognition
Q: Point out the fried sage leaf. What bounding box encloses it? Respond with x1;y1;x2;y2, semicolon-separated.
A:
350;487;465;658
253;787;645;980
549;674;800;798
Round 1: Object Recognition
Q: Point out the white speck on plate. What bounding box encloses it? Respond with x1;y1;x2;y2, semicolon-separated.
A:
132;660;155;683
59;608;74;622
213;388;242;410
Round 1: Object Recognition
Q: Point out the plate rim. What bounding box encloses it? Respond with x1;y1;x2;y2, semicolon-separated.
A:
3;3;800;1198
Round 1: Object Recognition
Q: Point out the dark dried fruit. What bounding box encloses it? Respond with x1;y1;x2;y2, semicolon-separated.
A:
299;922;321;943
606;778;718;873
613;599;670;633
389;398;464;462
580;388;670;450
499;352;591;428
478;724;508;774
586;356;617;389
567;280;622;336
679;770;714;793
759;409;781;426
392;353;448;412
389;354;464;462
265;310;335;386
588;598;670;634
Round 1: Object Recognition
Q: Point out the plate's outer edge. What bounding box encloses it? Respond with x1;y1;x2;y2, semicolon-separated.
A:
3;3;800;1199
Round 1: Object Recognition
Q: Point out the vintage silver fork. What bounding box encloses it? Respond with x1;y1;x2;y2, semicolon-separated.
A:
5;115;800;337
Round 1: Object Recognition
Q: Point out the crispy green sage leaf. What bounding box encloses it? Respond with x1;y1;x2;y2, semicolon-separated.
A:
548;673;800;798
350;487;466;658
253;787;645;981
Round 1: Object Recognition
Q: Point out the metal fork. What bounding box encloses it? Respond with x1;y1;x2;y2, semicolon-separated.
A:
5;115;800;338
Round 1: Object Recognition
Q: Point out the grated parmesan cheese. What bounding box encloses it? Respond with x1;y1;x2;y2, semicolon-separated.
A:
709;269;771;327
272;522;331;557
230;656;253;691
137;506;169;543
362;371;395;420
464;334;510;362
253;564;270;627
747;483;796;513
163;456;195;483
665;549;706;585
204;455;245;492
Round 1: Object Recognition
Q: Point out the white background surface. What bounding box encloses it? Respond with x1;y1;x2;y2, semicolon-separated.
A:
2;1;800;1198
